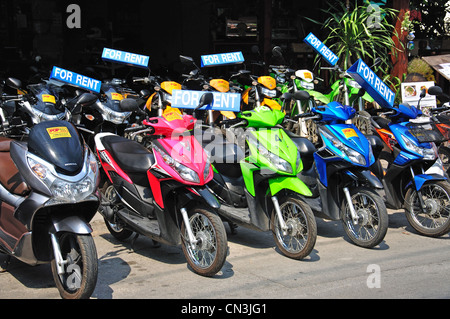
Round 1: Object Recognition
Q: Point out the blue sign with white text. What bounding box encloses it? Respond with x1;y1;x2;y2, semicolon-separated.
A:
303;33;339;66
347;59;395;109
102;48;150;68
50;66;101;93
201;52;244;67
172;90;241;112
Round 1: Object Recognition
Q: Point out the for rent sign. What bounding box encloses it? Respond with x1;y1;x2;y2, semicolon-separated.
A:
201;52;244;67
50;66;101;93
102;48;150;68
347;59;395;109
172;90;241;112
303;33;339;66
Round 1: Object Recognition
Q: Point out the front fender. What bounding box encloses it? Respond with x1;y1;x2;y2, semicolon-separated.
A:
269;176;313;197
351;169;384;189
50;215;92;234
414;174;447;191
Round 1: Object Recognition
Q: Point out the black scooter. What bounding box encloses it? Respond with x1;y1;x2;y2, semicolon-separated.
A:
0;117;100;299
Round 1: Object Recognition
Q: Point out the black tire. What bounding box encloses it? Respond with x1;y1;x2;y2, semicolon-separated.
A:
341;187;388;248
270;195;317;260
51;233;98;299
181;207;227;277
404;181;450;237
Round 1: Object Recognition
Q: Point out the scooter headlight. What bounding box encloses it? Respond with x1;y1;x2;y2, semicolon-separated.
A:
319;128;366;166
247;137;293;173
153;145;200;183
400;135;437;160
27;147;99;204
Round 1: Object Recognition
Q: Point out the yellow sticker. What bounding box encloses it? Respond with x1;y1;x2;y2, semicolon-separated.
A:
42;94;56;104
111;93;123;101
342;128;358;138
46;127;72;139
163;108;183;121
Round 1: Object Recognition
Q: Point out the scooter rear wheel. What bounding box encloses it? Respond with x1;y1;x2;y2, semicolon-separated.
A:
405;181;450;237
51;233;98;299
270;195;317;260
181;206;227;277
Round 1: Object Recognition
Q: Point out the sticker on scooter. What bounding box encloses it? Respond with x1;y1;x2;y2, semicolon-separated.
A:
201;51;244;67
41;94;56;103
342;128;358;138
303;33;339;66
46;126;72;139
101;47;150;68
347;59;395;109
172;90;241;112
50;66;101;93
163;110;183;122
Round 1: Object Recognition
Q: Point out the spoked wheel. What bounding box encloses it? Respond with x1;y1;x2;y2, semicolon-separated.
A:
341;187;388;248
270;195;317;260
102;184;133;241
51;233;98;299
405;181;450;237
181;207;227;277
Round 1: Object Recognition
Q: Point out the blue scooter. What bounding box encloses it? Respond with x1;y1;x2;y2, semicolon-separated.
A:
370;100;450;237
290;91;388;248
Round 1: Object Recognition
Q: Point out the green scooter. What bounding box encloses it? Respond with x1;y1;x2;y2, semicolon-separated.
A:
197;102;317;260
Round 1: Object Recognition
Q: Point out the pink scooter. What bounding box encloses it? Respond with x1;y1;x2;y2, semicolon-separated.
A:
95;93;228;277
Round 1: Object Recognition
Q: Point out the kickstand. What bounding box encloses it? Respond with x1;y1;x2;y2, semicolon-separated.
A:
228;222;238;235
130;233;140;252
0;255;11;273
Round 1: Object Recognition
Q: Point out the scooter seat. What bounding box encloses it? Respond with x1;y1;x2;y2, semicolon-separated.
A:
0;137;30;196
283;130;317;171
372;116;391;130
101;135;155;173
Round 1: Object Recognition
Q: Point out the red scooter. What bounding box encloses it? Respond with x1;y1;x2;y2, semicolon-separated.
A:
95;93;227;276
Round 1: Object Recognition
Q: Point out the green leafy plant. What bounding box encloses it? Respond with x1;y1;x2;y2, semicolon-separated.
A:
307;1;401;80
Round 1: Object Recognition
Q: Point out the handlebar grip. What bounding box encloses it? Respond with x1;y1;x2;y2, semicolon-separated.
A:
2;95;22;100
124;125;146;133
430;106;450;113
220;118;247;127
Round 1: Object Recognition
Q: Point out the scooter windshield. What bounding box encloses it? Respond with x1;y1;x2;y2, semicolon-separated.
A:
27;83;64;115
27;120;84;175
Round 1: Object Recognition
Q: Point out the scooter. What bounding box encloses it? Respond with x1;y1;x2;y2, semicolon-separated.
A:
198;98;317;260
370;96;450;237
294;91;388;248
1;77;72;138
95;93;228;277
0;118;100;299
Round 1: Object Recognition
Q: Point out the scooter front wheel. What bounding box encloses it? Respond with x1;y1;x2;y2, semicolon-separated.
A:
405;181;450;237
181;207;227;277
51;233;98;299
270;195;317;260
341;187;388;248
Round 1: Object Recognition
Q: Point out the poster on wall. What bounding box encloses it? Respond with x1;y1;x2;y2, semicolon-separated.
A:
401;81;436;115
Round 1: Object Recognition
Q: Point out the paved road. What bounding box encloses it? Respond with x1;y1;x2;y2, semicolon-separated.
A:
0;208;449;301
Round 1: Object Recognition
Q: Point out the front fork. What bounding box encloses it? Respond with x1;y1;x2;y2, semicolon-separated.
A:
271;196;288;235
50;233;67;275
343;187;359;225
180;208;198;250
